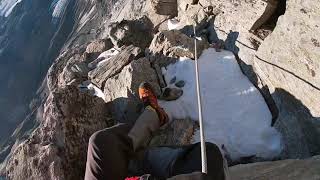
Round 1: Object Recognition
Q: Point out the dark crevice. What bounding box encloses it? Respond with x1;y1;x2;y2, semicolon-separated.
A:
250;0;287;40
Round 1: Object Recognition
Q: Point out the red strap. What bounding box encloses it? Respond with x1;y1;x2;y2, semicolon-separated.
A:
125;177;140;180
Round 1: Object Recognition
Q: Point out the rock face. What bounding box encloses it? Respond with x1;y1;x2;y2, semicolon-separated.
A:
252;0;320;158
104;57;161;123
88;45;144;88
230;156;320;180
108;16;154;50
149;30;209;59
5;85;113;180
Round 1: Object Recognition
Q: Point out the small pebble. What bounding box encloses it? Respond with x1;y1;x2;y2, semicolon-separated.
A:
175;80;185;88
170;76;177;84
162;88;183;101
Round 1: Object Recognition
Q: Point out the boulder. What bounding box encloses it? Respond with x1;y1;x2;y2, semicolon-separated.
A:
108;16;154;50
88;45;144;89
58;55;89;87
230;156;320;180
47;45;88;91
5;86;113;180
88;48;119;69
151;0;178;16
83;39;113;63
149;30;209;59
161;87;183;101
104;57;161;123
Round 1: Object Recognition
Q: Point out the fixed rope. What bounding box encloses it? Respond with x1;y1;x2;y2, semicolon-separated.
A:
193;25;208;174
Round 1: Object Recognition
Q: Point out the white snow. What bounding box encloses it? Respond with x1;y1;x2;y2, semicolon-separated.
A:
51;0;68;18
0;0;22;17
88;48;119;69
79;82;106;101
167;18;181;30
87;83;106;101
97;48;119;67
159;48;282;160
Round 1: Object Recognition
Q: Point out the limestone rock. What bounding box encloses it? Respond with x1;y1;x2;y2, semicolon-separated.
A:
149;30;209;59
88;45;144;89
108;16;154;50
230;156;320;180
5;86;113;180
104;57;161;123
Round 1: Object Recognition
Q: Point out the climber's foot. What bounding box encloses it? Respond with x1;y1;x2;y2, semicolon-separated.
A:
139;82;169;126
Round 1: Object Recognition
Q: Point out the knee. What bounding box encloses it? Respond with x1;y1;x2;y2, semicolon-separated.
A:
205;142;223;159
206;142;221;152
88;129;114;148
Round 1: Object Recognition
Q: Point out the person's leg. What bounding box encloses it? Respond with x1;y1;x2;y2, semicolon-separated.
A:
133;142;227;179
250;0;278;32
170;142;227;180
84;124;132;180
85;107;163;180
85;82;169;180
128;106;160;151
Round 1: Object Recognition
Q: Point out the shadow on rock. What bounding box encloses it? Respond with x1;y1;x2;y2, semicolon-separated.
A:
272;88;320;159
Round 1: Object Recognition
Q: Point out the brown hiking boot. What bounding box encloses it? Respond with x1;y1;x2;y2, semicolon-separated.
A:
138;82;169;126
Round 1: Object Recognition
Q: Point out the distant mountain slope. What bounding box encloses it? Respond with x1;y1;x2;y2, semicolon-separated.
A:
0;0;73;144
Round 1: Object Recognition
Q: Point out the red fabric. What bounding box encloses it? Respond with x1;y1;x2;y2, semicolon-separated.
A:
125;177;140;180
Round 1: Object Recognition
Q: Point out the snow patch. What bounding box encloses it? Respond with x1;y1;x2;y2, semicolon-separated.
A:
79;82;106;101
0;0;22;17
87;83;105;101
168;18;181;30
159;48;282;160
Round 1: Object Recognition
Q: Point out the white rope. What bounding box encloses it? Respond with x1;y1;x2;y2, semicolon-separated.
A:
193;25;207;174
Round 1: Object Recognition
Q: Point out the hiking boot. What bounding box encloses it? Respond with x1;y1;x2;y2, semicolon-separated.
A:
139;82;169;126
